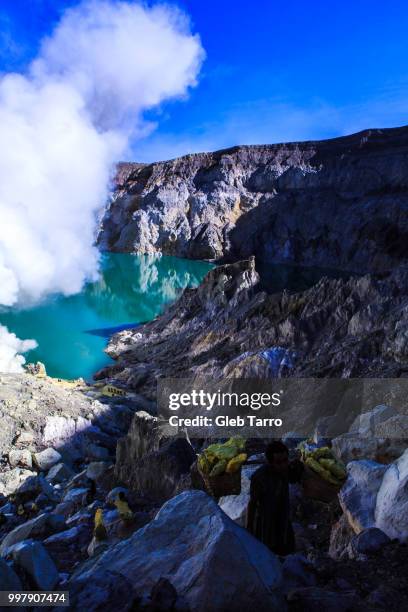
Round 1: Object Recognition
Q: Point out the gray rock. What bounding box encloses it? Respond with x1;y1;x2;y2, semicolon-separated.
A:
375;448;408;541
0;502;15;515
0;513;66;555
42;415;92;447
65;469;90;491
375;414;408;438
68;570;136;611
18;474;59;502
8;449;32;469
350;527;391;556
116;411;163;466
70;490;284;611
329;514;355;560
66;509;93;527
349;404;397;436
338;450;408;542
11;540;59;590
0;468;36;497
63;487;89;504
0;373;100;466
53;501;76;518
46;462;75;484
332;431;407;464
115;437;196;502
0;558;22;590
33;448;62;471
218;463;259;526
339;460;387;534
43;525;84;546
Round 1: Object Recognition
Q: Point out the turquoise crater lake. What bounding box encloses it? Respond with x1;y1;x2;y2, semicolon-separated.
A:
0;253;213;381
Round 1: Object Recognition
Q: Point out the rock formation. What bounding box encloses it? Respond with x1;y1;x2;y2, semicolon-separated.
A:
97;257;408;399
100;126;408;274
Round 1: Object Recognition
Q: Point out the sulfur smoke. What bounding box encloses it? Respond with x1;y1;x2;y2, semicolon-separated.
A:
0;0;204;372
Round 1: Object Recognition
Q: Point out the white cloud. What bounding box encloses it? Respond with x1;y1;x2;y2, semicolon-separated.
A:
0;0;204;371
0;325;37;373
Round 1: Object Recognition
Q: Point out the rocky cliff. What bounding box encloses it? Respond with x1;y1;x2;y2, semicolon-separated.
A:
100;126;408;273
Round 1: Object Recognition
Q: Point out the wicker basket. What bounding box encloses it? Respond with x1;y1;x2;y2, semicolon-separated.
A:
301;465;343;503
198;464;242;498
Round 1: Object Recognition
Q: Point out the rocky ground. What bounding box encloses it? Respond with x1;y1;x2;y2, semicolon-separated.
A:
0;371;407;610
96;257;408;396
100;126;408;274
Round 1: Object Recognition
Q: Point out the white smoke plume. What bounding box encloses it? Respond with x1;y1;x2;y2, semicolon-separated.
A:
0;0;204;371
0;325;38;373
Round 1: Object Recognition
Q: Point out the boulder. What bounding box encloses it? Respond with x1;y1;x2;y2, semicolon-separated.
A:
0;513;66;555
46;462;75;484
18;474;59;502
339;460;387;534
44;525;92;572
116;411;163;469
63;487;89;504
348;405;396;436
0;468;36;497
8;449;32;469
328;514;355;560
68;570;137;611
375;448;408;541
69;490;285;611
218;463;259;526
333;405;408;464
0;558;22;590
33;448;62;471
15;430;34;445
332;431;407;465
331;434;379;464
116;438;196;502
11;540;59;590
349;528;391;557
339;450;408;542
375;414;408;438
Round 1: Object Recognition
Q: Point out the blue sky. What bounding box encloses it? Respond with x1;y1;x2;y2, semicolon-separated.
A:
1;0;408;161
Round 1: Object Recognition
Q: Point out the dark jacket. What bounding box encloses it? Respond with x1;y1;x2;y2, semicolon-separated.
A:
246;460;303;555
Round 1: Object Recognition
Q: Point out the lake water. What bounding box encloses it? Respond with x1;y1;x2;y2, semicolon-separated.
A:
0;253;213;380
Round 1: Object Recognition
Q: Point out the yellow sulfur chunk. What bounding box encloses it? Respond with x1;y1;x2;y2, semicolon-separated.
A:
319;458;347;480
226;453;247;474
311;447;333;460
115;498;133;521
209;460;227;477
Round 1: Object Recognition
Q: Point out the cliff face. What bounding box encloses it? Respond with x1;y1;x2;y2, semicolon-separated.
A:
100;126;408;273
